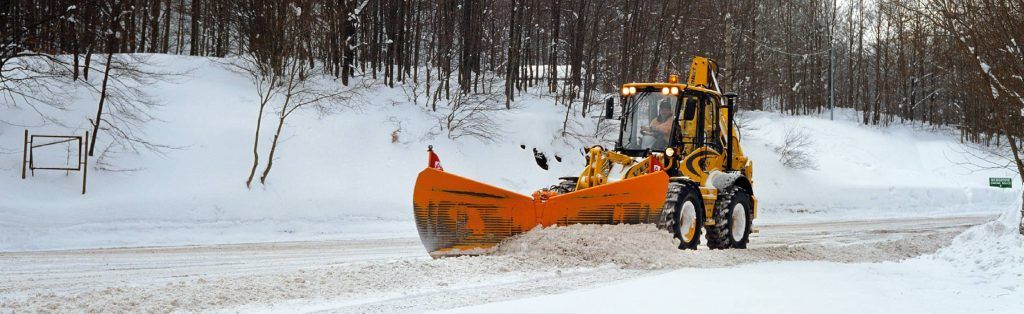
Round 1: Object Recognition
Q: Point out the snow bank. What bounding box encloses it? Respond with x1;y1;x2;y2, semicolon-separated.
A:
452;259;1024;314
455;198;1024;314
918;196;1024;293
740;109;1020;222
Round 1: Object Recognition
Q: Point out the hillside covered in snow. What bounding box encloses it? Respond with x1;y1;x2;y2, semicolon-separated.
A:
0;55;1020;251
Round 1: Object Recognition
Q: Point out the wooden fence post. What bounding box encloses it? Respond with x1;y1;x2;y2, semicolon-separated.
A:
82;131;89;195
22;129;28;179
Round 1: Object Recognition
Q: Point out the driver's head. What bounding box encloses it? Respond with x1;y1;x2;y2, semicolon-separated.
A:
658;100;672;118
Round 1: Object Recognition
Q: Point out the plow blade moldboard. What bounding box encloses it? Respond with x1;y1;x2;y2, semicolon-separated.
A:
413;168;670;257
539;171;670;226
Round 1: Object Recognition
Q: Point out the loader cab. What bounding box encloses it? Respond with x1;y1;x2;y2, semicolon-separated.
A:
616;86;681;156
615;84;719;158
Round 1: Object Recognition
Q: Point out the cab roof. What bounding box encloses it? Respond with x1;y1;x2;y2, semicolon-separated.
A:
621;82;721;97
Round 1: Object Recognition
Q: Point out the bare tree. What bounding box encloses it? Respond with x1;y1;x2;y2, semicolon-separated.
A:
442;75;506;141
258;56;359;185
224;54;281;188
2;2;176;163
233;53;360;187
775;126;817;169
230;1;362;187
0;5;82;128
0;55;76;128
3;0;1024;222
921;0;1024;234
85;54;179;156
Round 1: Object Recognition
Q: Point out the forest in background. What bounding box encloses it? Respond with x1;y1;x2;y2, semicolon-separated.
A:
2;0;1022;165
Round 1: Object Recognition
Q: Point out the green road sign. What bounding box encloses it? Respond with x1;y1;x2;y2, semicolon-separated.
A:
989;177;1012;188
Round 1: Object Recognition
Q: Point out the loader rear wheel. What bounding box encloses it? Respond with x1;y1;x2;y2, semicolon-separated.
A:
705;186;753;249
666;184;703;250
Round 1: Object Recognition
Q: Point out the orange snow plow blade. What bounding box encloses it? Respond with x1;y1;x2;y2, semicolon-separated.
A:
413;168;669;258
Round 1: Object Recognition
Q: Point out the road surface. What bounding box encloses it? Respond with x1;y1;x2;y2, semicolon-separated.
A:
0;214;992;312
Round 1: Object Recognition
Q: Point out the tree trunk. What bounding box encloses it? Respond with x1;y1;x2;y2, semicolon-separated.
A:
1005;132;1024;235
89;52;114;156
260;100;289;185
190;0;200;55
162;0;172;52
245;97;268;188
259;64;299;185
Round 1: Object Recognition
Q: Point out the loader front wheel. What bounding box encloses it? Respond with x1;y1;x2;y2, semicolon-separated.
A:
671;187;703;250
728;190;754;248
706;186;753;249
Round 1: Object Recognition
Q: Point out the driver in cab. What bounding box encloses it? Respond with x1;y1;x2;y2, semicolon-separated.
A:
645;100;674;146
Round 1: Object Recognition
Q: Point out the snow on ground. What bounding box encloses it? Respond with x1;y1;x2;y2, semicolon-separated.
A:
741;108;1019;223
453;200;1024;314
926;198;1024;296
2;53;1023;312
452;260;1023;314
0;55;1019;251
0;215;986;312
0;55;592;251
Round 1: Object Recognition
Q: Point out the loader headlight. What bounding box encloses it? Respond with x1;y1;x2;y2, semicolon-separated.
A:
665;147;675;157
621;86;630;96
671;87;679;95
661;87;670;95
629;86;637;95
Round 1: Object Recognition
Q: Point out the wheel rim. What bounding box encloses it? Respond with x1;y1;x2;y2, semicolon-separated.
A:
731;203;747;240
678;201;697;242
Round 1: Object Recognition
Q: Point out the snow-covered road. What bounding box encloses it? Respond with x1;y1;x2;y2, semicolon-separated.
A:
0;215;995;312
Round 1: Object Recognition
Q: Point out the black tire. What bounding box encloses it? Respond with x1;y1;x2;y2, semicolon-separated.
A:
666;184;703;250
705;186;754;249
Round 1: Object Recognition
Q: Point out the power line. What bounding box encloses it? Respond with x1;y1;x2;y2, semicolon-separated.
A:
742;34;831;57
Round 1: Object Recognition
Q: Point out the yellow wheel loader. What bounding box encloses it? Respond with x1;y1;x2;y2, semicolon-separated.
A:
413;56;756;257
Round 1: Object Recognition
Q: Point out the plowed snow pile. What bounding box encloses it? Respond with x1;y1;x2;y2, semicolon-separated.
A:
921;200;1024;293
492;224;957;269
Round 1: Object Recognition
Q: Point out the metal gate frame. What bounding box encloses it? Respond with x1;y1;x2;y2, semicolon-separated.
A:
21;130;90;194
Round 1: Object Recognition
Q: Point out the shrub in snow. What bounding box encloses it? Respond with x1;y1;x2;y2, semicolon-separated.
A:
441;78;507;142
774;126;817;169
734;112;760;135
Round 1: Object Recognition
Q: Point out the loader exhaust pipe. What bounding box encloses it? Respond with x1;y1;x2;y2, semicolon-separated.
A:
724;92;737;171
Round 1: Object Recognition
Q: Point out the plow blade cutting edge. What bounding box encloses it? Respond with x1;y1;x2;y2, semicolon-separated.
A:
413;168;670;258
